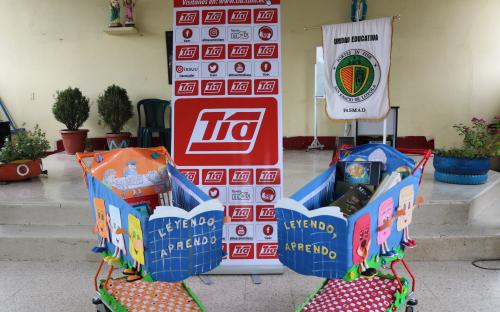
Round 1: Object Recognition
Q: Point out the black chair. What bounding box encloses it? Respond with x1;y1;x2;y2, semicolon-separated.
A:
137;99;171;152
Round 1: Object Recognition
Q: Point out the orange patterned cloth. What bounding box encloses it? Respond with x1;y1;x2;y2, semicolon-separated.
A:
105;278;202;312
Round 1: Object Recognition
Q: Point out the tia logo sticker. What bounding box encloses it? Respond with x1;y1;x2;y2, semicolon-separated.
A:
176;46;199;60
257;243;278;259
177;11;199;25
179;169;198;184
186;108;265;154
229;45;251;59
229;10;251;24
229;206;253;222
175;81;198;96
256;168;280;184
334;49;381;102
202;45;225;60
255;79;278;94
202;10;225;24
201;80;225;95
230;243;254;259
256;205;276;221
229;169;253;185
202;169;226;185
254;8;278;23
255;44;278;59
228;80;251;95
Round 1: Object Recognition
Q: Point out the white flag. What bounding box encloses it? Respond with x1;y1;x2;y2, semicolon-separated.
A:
322;17;392;120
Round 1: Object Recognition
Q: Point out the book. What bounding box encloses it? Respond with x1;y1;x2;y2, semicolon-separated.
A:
368;171;402;204
334;161;383;199
332;184;373;216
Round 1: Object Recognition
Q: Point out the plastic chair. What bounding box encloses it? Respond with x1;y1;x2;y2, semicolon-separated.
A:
137;99;171;152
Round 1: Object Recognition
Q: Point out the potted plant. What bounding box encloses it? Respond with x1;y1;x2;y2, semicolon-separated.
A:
433;117;500;184
97;85;133;149
52;87;90;154
0;125;50;181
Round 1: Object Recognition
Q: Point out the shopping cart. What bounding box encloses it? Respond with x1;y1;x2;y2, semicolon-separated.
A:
77;147;225;312
276;144;431;312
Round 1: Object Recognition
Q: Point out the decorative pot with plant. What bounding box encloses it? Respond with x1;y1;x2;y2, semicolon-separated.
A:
433;116;500;185
0;125;50;181
97;85;133;150
52;87;90;154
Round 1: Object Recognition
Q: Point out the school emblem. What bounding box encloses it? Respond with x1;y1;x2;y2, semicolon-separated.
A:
334;49;380;102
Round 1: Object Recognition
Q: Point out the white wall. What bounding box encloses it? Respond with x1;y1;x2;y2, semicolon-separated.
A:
0;0;499;148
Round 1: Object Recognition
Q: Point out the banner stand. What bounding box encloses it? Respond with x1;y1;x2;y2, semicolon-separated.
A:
172;0;284;275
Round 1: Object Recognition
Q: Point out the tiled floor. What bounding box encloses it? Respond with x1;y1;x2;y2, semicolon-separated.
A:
0;260;499;312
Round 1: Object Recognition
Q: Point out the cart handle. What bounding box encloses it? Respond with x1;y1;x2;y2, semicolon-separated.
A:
390;258;416;293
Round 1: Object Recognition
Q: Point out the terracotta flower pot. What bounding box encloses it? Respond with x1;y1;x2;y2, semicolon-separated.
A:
106;132;131;150
61;129;89;155
0;159;42;181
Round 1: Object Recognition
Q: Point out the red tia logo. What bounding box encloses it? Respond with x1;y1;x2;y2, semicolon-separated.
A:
208;27;219;38
254;8;278;23
202;10;224;24
229;169;253;185
202;80;224;95
202;45;225;59
261;187;276;202
202;169;226;184
175;81;198;96
176;46;199;60
179;169;198;184
177;11;199;25
255;44;278;58
229;45;251;59
255;80;278;94
228;80;251;95
182;28;193;39
186;108;265;154
258;26;273;41
257;243;278;259
230;243;254;259
229;206;253;222
256;168;280;184
229;9;251;24
256;205;276;221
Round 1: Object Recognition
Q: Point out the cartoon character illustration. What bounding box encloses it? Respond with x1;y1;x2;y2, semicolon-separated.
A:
397;185;419;248
377;197;395;258
116;214;145;282
124;160;138;177
92;198;110;253
102;169;117;189
106;205;127;263
353;214;376;278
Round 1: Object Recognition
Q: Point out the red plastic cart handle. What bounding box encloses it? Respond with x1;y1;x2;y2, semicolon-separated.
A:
390;258;416;293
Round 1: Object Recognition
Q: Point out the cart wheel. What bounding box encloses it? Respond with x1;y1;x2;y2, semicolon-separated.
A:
405;306;414;312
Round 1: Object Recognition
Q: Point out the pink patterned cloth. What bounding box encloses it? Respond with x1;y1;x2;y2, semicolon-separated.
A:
302;276;399;312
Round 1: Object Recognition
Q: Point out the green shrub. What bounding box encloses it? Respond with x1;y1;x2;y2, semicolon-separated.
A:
0;125;50;163
52;87;90;131
434;117;500;158
97;85;133;134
